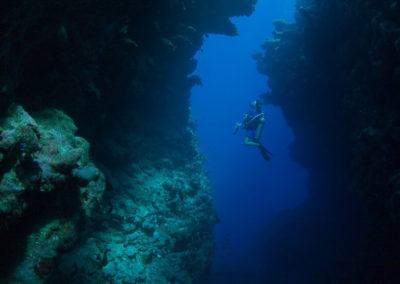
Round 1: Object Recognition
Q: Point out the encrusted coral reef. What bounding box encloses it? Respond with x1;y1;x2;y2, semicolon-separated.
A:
255;0;400;281
1;0;255;282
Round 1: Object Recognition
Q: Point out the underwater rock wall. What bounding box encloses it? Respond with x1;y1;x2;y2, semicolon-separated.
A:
55;130;218;283
255;0;400;282
256;0;400;225
1;0;256;282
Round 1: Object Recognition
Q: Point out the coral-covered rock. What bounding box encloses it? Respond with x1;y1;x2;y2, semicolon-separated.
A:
0;105;105;283
55;126;217;283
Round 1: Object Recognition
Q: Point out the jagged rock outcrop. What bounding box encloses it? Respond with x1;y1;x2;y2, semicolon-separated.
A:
1;0;256;282
255;0;400;281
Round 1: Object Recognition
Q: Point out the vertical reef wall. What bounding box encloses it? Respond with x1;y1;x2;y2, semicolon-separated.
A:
256;0;400;282
0;0;255;283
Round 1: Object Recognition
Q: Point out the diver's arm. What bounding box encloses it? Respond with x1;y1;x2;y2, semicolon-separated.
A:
233;122;241;135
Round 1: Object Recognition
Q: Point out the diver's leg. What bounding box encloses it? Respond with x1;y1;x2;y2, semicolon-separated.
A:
254;118;265;141
244;136;260;147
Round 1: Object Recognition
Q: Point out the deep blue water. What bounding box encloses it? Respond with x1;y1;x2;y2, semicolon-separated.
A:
190;0;308;282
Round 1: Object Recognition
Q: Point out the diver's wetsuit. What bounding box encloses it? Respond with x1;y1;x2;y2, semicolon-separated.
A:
243;108;271;162
244;108;259;140
233;100;271;162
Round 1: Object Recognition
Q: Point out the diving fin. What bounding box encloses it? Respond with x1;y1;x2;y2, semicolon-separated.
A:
259;143;271;162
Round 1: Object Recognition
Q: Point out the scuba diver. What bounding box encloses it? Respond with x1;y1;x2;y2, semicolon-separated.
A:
233;100;271;162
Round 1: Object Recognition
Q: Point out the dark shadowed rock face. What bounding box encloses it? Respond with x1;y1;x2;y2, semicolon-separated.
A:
0;0;255;136
1;0;255;283
256;0;400;217
255;0;400;282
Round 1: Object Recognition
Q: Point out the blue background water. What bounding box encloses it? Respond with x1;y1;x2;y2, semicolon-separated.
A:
190;0;308;281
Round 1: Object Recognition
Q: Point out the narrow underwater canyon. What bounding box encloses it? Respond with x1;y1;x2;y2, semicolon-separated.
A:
1;0;400;283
